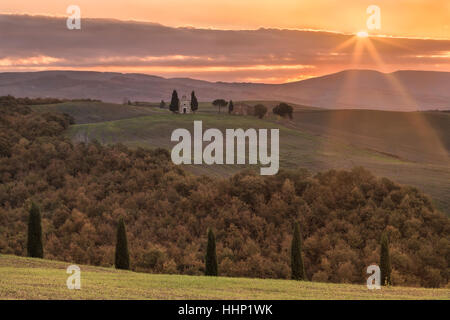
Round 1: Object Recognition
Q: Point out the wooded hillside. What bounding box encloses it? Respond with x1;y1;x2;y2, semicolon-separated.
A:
0;96;448;288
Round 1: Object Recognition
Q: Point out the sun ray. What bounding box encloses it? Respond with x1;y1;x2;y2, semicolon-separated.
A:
318;32;449;164
333;36;358;52
362;38;447;159
333;35;367;106
370;36;415;53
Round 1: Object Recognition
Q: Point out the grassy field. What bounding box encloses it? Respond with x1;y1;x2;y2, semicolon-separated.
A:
1;255;448;300
289;109;450;164
33;101;164;124
49;101;450;213
33;100;317;123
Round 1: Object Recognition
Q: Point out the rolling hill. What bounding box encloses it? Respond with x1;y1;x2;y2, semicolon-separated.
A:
2;69;450;111
1;255;448;299
2;98;449;290
36;101;450;213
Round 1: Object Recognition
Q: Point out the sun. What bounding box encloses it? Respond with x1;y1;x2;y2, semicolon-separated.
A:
356;31;369;38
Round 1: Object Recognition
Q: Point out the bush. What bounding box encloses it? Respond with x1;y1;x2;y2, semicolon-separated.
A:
273;103;293;119
254;104;267;119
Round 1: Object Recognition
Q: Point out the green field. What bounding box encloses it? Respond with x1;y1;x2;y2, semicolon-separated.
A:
1;255;448;300
33;101;164;124
42;101;449;213
289;109;450;164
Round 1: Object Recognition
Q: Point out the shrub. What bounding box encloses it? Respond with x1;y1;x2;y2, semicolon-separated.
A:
273;103;293;119
254;104;267;119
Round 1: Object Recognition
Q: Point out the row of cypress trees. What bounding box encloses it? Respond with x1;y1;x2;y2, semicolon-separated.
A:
204;222;391;285
26;202;391;285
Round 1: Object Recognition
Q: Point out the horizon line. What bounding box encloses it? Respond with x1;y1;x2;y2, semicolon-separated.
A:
1;68;448;85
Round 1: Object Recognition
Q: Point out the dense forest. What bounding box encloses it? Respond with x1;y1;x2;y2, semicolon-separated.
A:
0;96;449;288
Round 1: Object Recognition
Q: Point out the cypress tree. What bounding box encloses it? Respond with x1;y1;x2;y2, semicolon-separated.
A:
291;222;306;280
169;90;179;113
205;228;218;276
190;91;198;113
115;218;130;270
380;232;391;286
27;202;43;258
228;100;234;114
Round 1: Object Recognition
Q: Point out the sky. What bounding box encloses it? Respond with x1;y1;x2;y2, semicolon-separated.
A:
0;0;449;83
2;0;449;38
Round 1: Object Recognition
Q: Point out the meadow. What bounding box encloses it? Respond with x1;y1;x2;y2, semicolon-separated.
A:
1;255;448;300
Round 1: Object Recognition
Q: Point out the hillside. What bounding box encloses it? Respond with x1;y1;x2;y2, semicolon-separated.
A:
33;100;318;124
1;69;450;111
290;109;450;164
1;255;448;299
33;101;161;124
1;97;449;289
58;101;450;212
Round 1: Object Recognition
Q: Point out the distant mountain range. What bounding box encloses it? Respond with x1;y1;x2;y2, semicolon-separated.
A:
1;69;449;111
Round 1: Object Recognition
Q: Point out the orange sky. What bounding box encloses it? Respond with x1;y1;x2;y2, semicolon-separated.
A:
0;1;449;82
2;0;449;39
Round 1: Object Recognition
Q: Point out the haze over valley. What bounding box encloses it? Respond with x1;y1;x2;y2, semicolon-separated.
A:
1;69;450;111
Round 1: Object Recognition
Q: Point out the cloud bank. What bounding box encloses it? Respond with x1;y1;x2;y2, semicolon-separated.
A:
1;14;449;82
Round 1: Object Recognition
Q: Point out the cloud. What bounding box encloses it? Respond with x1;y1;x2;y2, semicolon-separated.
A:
0;14;449;82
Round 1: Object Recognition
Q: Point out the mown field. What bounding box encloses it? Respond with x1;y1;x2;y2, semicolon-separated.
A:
1;255;448;300
39;101;450;213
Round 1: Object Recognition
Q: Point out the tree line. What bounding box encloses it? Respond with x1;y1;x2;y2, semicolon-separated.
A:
0;95;101;107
